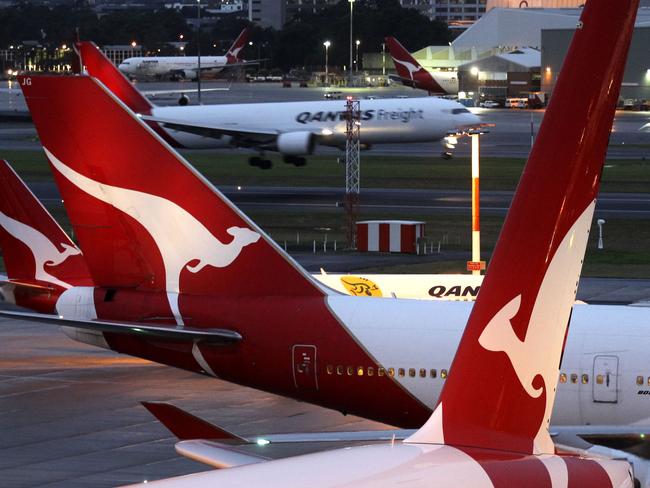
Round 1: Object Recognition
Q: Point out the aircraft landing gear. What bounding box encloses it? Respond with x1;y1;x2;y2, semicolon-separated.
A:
441;152;453;160
283;155;307;167
249;156;273;170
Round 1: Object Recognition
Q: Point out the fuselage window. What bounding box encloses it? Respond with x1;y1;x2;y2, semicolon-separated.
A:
357;366;364;376
430;369;437;378
559;373;567;383
326;365;334;375
596;374;604;384
409;368;416;378
419;368;426;378
368;367;374;377
398;368;405;377
570;373;578;384
441;369;448;379
347;366;354;376
388;367;395;377
637;376;644;386
581;374;589;384
378;367;386;377
337;365;344;375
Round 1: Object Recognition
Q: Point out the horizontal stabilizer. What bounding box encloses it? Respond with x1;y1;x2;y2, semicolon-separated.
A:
142;402;246;442
0;310;242;344
175;440;268;469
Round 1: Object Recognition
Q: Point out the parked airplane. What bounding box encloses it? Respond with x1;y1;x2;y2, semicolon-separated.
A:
76;41;479;168
11;0;649;440
385;36;458;95
118;28;253;81
119;0;638;484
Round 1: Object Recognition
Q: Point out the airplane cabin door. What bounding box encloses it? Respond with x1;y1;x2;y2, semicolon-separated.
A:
292;345;318;391
593;355;619;403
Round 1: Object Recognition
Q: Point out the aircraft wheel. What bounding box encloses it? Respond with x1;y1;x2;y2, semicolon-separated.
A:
441;152;453;160
258;159;273;170
294;157;307;167
249;156;262;167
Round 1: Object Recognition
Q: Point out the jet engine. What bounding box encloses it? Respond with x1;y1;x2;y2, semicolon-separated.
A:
276;131;315;156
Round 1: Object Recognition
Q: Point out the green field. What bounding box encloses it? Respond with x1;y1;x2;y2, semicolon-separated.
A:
0;150;649;278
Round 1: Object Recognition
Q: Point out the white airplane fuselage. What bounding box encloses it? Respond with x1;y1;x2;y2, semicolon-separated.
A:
150;97;479;150
119;56;229;78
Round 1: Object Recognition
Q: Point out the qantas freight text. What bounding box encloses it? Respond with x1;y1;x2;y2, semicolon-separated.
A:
295;108;426;124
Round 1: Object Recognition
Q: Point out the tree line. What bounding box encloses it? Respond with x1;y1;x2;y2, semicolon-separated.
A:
1;0;451;71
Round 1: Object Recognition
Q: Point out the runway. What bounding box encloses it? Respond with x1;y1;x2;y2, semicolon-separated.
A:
27;182;650;220
2;81;649;158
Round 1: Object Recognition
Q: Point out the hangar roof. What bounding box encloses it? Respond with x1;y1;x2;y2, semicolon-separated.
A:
452;7;650;49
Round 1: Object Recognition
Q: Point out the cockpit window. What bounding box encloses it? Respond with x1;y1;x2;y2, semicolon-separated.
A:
452;108;471;115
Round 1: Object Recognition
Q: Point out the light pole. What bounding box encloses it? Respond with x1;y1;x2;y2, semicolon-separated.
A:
597;218;606;249
381;42;386;77
355;39;360;73
196;0;202;104
348;0;355;86
323;41;331;85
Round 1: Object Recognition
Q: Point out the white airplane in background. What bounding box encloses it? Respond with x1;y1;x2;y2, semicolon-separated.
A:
118;28;255;81
75;41;480;168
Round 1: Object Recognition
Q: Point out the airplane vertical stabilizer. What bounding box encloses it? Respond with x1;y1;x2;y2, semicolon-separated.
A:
406;0;639;456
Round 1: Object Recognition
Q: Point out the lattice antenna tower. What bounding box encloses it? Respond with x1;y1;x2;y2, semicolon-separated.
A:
344;96;361;249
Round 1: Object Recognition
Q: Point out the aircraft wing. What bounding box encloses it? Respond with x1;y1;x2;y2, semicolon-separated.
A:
0;310;242;344
140;87;230;97
140;115;289;147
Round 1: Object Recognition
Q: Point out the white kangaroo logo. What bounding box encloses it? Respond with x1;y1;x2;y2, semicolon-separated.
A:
0;211;80;289
478;201;596;453
393;57;424;80
44;148;261;326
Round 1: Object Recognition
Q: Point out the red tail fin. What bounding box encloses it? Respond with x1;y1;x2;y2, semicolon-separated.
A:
407;0;638;454
226;28;250;63
385;37;423;81
75;41;154;115
20;74;324;324
0;159;92;290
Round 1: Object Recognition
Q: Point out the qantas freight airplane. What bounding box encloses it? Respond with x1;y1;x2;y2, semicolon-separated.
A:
116;0;637;484
385;36;458;96
118;28;253;81
75;41;479;168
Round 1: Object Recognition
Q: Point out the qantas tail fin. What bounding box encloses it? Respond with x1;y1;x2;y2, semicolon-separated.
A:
384;37;447;94
75;41;154;116
20;73;325;324
0;159;92;291
407;0;638;455
226;28;250;63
